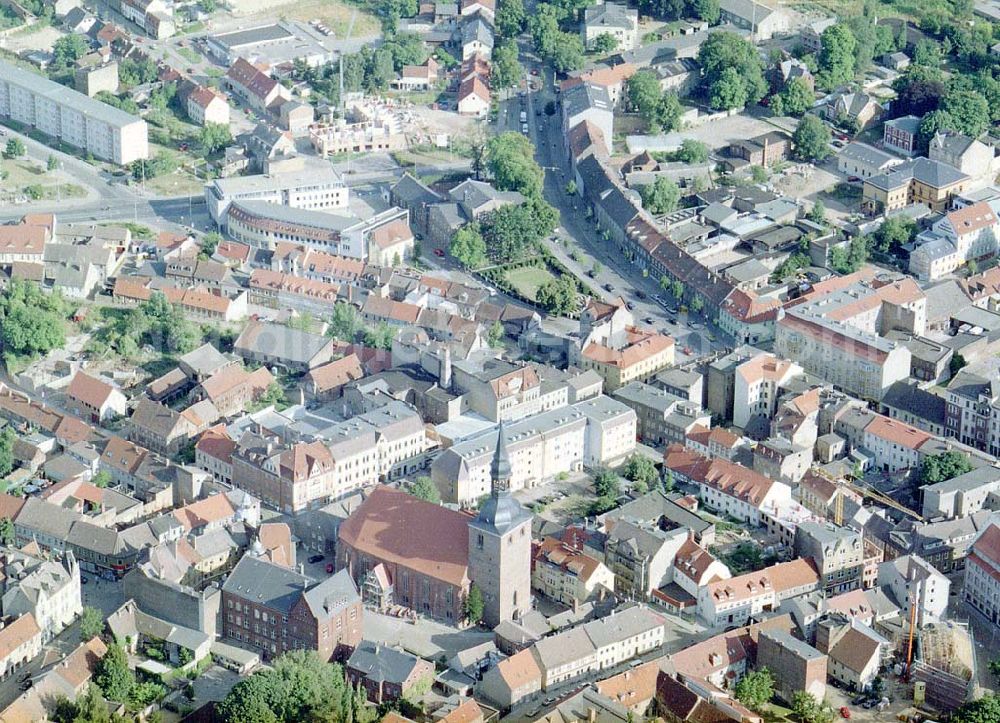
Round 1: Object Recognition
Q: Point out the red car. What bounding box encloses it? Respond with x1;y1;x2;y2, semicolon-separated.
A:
325;563;335;574
840;707;851;719
434;248;445;257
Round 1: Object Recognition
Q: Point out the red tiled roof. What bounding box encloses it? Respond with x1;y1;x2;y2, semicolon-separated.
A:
337;485;470;587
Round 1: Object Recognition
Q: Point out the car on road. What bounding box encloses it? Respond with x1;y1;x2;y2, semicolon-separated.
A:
687;321;702;330
81;577;89;585
308;554;325;564
840;708;851;719
643;317;654;324
326;563;335;573
634;290;646;299
19;680;32;691
603;283;614;292
433;248;445;257
521;123;529;134
625;301;635;310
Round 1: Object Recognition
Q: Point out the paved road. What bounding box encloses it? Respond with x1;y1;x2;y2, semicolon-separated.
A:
499;46;728;359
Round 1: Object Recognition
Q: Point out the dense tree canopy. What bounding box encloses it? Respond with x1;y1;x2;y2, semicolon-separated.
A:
0;279;66;363
771;76;815;117
485;132;544;197
735;668;774;712
217;651;373;723
496;0;526;38
919;450;973;485
641;177;681;214
792;115;832;161
536;274;579;315
449;225;489;269
818;24;857;87
698;32;767;110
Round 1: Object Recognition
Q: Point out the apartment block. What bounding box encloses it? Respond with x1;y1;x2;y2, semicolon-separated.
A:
0;60;148;165
795;522;863;595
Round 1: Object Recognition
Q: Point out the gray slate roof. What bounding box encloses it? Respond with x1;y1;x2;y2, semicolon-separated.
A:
222;554;313;613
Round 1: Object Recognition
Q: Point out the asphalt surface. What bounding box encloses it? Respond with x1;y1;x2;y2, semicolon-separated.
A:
497;45;728;359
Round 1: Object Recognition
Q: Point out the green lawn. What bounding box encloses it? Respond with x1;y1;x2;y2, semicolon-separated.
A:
505;265;557;299
177;46;202;64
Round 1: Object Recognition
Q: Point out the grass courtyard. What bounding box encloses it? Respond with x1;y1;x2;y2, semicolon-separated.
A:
504;265;558;299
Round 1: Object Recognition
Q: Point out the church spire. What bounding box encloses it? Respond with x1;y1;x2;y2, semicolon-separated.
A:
490;420;512;496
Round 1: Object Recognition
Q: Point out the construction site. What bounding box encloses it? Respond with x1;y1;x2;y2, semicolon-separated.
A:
910;621;978;714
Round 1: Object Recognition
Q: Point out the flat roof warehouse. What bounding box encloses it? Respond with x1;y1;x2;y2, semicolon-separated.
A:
206;21;332;66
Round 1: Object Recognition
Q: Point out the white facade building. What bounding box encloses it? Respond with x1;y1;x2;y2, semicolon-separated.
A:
0;60;148;165
877;554;949;626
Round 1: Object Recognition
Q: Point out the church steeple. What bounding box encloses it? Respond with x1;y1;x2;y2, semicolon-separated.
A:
490;420;512;496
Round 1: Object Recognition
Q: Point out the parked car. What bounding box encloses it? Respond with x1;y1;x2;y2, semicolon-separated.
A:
603;283;614;292
308;554;325;564
625;301;635;310
433;248;445;257
840;707;851;719
634;290;646;299
325;563;335;573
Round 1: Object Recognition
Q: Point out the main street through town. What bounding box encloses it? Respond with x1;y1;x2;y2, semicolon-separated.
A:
497;43;728;361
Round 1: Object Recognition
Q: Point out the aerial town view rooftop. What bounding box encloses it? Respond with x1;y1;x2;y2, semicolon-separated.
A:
0;0;998;720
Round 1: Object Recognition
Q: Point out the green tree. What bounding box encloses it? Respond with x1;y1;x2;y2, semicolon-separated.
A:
592;33;618;54
328;301;362;342
0;279;66;361
627;70;665;129
988;658;1000;683
776;76;815;117
536;275;578;315
830;234;868;274
201;231;222;258
951;694;1000;723
0;427;13;478
52;685;115;723
47;155;58;172
872;216;916;252
549;32;585;73
52;34;88;67
565;180;578;195
95;643;135;703
464;584;485;624
710;66;749;110
792;114;832;161
942;89;991;137
818;24;857;87
92;470;112;488
479;201;555;263
676;139;709;163
3;137;25;159
641;177;681;214
496;0;526;37
449;225;489;269
487;320;505;347
363;322;396;350
491;41;522;91
485;132;544;197
950;353;968;377
623;455;659;488
690;0;720;23
791;691;820;723
690;296;704;313
79;606;105;642
0;517;14;547
593;467;620;498
913;37;942;67
406;476;441;504
892;65;945;117
735;668;774;712
808;200;827;225
918;109;955;149
698;32;767;110
529;4;560;57
919;450;973;485
670;279;684;299
657;91;683;132
199;122;232;154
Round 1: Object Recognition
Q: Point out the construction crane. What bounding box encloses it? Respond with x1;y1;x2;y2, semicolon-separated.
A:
812;466;923;521
904;585;919;681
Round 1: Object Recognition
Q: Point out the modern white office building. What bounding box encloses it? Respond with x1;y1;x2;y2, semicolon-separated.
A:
204;158;348;225
0;60;148;165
